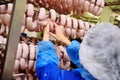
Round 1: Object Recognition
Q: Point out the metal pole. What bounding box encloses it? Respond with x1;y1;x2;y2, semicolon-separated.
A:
0;0;27;80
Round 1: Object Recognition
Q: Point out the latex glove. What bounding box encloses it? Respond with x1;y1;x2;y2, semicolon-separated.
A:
50;23;71;46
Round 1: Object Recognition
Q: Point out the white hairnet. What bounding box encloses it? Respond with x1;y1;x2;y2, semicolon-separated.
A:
80;23;120;80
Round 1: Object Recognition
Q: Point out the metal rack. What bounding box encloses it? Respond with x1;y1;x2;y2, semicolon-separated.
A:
0;0;27;80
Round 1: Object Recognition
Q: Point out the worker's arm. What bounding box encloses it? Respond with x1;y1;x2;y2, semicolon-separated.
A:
36;23;59;79
66;40;82;68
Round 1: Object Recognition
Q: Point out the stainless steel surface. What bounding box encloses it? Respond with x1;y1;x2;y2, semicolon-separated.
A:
0;0;27;80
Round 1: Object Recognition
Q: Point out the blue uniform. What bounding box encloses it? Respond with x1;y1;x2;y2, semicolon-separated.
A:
36;40;97;80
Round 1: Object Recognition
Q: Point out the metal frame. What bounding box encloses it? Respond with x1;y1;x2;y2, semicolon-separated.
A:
0;0;27;80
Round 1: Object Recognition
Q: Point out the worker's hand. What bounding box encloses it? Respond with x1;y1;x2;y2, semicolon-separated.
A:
50;23;71;46
43;23;50;41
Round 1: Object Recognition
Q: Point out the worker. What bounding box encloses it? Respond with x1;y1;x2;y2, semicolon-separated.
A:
36;22;120;80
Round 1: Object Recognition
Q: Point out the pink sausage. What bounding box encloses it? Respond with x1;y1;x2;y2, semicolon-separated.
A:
72;18;78;29
0;36;3;43
84;22;90;31
78;0;84;12
38;20;48;30
101;0;105;8
38;8;46;20
29;43;36;60
96;7;103;16
93;6;99;16
78;29;85;38
16;43;22;59
0;14;5;24
66;16;72;28
35;23;41;32
27;4;34;17
19;58;26;70
65;28;71;37
31;20;38;31
26;17;33;31
0;5;6;14
83;1;90;13
6;26;9;35
71;29;77;39
0;24;5;34
49;21;54;32
4;14;11;26
73;0;79;14
6;3;13;14
96;0;101;6
14;60;20;71
3;37;7;44
21;43;29;59
28;60;34;70
88;3;94;13
33;61;36;72
60;14;66;26
50;9;56;21
27;74;33;80
78;20;85;29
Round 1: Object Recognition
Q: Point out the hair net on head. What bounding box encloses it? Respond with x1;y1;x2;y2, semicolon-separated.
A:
79;23;120;80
